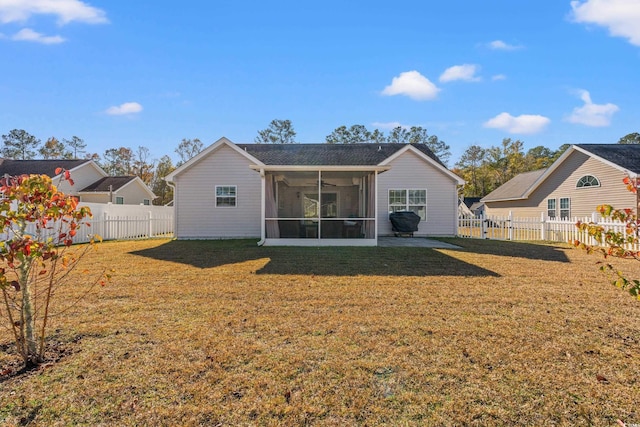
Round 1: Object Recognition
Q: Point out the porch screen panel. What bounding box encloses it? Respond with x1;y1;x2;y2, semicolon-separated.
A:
265;175;280;238
363;174;375;238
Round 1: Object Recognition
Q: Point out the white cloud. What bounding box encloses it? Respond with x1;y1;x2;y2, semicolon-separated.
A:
571;0;640;46
371;121;406;130
106;102;143;116
566;89;619;126
381;70;440;101
439;64;481;83
11;27;64;44
487;40;523;50
483;112;551;134
0;0;108;25
492;74;507;81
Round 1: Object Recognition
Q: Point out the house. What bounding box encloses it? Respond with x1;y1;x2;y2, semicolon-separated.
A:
481;144;640;219
164;137;464;246
458;196;483;217
0;159;156;205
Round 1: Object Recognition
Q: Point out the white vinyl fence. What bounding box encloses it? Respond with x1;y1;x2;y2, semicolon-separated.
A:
1;202;174;244
458;211;635;249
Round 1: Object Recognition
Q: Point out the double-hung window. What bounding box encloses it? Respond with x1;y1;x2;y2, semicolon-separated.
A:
215;185;237;207
547;198;556;218
388;189;427;221
559;197;570;219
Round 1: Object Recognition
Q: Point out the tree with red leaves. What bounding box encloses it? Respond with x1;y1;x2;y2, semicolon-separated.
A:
573;176;640;299
0;169;105;367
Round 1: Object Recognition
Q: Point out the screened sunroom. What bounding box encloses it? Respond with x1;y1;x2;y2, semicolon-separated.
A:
254;167;388;246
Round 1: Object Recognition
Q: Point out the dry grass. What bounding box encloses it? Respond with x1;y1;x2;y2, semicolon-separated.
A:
1;238;639;426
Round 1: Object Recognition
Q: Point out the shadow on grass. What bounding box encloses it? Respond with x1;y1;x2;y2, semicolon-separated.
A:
435;237;571;263
130;240;503;277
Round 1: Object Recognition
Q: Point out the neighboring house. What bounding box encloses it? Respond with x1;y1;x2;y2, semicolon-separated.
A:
0;159;156;205
481;144;640;219
164;137;464;246
469;200;485;216
459;197;482;217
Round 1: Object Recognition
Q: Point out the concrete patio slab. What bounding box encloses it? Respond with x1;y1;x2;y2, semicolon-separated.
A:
377;237;460;248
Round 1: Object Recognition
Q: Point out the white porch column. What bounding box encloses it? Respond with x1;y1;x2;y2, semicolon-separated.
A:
317;169;322;239
374;170;378;241
260;169;266;243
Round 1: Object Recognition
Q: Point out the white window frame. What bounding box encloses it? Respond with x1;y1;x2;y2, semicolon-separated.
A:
143;199;151;206
576;175;600;188
215;185;237;208
115;196;124;205
547;198;556;219
559;197;570;219
388;189;427;221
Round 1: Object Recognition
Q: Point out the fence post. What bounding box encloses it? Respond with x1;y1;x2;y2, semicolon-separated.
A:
481;211;487;239
591;212;598;247
103;212;109;240
540;212;546;241
508;211;513;241
148;211;153;237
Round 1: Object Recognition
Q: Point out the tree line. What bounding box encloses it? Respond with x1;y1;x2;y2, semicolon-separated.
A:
1;129;206;206
454;132;640;198
254;119;451;164
4;125;638;204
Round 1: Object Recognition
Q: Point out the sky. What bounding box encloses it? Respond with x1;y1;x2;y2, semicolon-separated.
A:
1;0;639;166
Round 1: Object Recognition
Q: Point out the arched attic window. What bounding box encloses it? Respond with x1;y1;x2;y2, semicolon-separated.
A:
576;175;600;188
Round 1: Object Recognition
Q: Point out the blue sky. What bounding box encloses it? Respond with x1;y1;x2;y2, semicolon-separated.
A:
1;0;639;166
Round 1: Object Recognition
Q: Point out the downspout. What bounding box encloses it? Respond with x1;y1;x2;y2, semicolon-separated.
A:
167;181;177;239
257;168;266;246
456;183;465;236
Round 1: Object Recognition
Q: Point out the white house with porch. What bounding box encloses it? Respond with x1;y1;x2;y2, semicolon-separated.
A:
164;137;463;246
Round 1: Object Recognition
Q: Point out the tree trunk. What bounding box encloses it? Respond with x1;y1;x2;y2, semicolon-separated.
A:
19;260;40;366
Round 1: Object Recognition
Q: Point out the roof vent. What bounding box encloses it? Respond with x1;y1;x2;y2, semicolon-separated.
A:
378;146;381;151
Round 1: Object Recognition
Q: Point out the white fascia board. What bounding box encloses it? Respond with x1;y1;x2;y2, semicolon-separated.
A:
118;176;157;199
249;165;391;172
521;145;577;199
522;145;638;199
572;145;638;178
481;195;527;203
53;160;108;181
165;137;265;182
379;145;465;185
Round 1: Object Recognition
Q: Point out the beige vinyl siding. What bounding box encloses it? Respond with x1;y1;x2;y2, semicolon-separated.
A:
378;150;458;236
57;163;105;196
485;150;636;218
79;193;110;204
173;144;261;239
113;180;153;205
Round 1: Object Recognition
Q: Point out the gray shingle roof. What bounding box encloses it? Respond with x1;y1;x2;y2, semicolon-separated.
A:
481;169;547;202
235;143;445;167
0;159;90;177
575;144;640;174
79;176;136;192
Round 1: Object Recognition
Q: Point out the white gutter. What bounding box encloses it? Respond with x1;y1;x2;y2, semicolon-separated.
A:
167;181;177;239
249;165;390;172
257;169;266;246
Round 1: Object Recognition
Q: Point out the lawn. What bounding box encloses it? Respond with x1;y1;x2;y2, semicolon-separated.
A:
1;238;639;426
